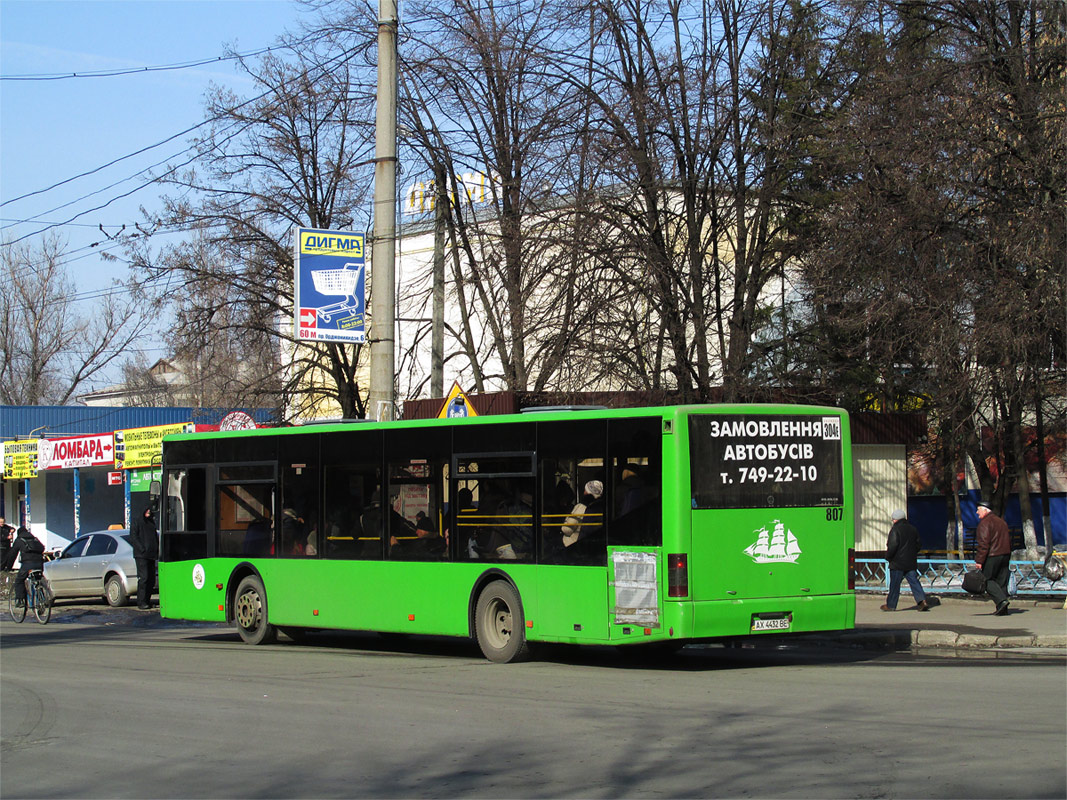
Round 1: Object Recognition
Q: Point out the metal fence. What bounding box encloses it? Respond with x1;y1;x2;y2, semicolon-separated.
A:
856;558;1067;597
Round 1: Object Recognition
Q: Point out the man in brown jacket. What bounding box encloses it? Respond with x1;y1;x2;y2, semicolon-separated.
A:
975;501;1012;615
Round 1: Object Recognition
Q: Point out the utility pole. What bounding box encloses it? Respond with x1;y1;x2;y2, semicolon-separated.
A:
369;0;398;421
431;168;446;398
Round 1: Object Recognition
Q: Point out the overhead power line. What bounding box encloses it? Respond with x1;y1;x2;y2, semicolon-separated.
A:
0;30;337;210
2;43;367;248
0;31;334;81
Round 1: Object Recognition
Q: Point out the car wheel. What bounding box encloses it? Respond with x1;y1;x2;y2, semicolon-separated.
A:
105;575;128;607
234;575;277;645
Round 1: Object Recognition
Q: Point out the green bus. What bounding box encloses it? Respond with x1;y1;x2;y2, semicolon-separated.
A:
158;404;855;662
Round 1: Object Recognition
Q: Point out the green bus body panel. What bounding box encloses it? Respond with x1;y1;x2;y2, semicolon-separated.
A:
536;567;610;641
689;509;848;601
160;561;228;623
160;559;614;643
675;594;854;639
159;403;855;647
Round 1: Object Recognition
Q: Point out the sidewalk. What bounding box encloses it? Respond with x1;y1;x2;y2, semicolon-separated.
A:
834;593;1067;652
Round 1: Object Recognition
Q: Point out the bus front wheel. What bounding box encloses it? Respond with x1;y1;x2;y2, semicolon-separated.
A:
475;581;530;663
234;575;277;645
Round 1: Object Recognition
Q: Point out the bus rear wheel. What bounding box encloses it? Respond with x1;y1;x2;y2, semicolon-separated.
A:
234;575;276;645
475;581;529;663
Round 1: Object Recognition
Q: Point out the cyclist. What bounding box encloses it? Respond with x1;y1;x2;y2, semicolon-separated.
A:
2;526;45;607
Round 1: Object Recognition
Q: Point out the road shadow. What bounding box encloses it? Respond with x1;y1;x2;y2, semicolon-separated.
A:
218;626;891;671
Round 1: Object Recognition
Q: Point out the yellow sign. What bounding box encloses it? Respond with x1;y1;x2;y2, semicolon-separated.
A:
299;230;364;258
114;423;192;469
3;439;39;479
437;382;478;419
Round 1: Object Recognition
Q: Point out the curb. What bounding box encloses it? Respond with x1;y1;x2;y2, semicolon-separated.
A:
802;628;1067;652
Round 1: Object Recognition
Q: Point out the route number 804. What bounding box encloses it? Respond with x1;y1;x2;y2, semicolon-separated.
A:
825;507;844;521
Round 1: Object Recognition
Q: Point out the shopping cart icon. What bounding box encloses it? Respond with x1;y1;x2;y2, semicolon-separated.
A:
311;262;364;323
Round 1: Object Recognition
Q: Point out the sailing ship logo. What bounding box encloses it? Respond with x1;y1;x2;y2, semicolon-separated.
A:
743;520;802;564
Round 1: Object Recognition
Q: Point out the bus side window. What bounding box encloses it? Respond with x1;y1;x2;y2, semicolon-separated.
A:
608;418;662;548
537;419;607;566
216;480;274;557
386;427;450;562
323;430;383;560
279;434;320;558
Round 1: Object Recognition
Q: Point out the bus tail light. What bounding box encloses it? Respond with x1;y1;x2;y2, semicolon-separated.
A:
667;554;688;597
847;548;856;590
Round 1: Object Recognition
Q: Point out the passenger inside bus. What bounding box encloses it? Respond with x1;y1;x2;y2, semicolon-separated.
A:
484;486;533;560
243;513;273;556
619;463;651;515
324;506;363;558
390;516;445;561
612;461;661;546
363;489;417;556
562;480;604;548
281;506;308;555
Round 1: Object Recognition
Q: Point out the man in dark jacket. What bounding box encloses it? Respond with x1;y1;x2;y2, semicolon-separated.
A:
975;500;1012;615
882;509;930;612
129;504;159;610
0;516;14;567
2;526;45;606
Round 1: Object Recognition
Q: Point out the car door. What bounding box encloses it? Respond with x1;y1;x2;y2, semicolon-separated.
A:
46;536;91;597
81;534;119;596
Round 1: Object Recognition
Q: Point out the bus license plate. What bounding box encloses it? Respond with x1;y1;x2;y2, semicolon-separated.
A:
751;615;791;632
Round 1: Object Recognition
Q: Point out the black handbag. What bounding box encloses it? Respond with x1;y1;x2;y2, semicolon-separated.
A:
962;569;987;594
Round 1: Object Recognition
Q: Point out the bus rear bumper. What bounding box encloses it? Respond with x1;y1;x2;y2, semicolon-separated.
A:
675;594;855;639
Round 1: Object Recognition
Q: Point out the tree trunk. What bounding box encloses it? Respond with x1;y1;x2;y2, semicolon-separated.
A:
1009;400;1038;559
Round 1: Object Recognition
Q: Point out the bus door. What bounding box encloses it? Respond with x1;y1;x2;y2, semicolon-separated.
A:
687;413;848;602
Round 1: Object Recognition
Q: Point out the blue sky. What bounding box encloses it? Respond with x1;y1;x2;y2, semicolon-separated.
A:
1;0;311;376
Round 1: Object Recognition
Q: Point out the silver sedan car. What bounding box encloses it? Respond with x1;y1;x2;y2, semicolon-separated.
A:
44;529;146;607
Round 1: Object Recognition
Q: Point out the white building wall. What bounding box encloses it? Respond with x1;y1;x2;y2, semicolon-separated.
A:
853;444;907;552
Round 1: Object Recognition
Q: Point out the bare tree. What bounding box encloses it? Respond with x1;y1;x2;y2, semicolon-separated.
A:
794;0;1065;556
398;0;594;394
0;234;154;405
132;41;377;419
551;0;845;401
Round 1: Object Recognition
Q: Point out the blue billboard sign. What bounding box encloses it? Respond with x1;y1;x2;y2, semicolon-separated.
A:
294;227;366;344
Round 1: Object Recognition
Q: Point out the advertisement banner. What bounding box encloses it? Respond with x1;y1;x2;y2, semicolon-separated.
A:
39;434;115;470
294;227;366;344
3;439;39;479
114;423;192;469
129;467;163;492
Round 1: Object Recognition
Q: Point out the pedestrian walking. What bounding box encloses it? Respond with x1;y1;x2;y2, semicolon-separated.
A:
129;503;159;610
881;508;930;612
975;500;1012;615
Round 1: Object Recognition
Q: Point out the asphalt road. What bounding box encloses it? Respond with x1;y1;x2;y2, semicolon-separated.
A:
1;605;1064;799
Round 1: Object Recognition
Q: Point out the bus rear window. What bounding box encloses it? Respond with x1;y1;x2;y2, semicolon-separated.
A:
689;414;843;509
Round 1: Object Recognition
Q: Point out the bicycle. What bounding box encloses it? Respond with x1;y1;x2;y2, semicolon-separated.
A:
8;569;52;624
